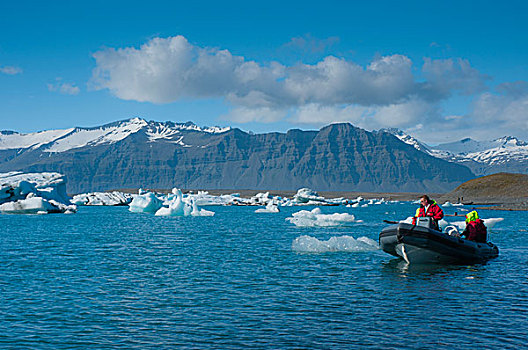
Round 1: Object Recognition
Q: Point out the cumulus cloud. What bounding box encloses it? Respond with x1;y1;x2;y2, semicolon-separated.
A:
290;98;440;131
0;65;23;75
471;81;528;131
48;81;80;95
420;58;489;100
90;35;495;133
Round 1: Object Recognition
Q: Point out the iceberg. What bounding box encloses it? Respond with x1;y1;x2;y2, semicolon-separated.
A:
292;235;379;253
153;188;215;217
187;191;238;206
0;171;76;214
286;207;363;227
128;191;163;213
255;200;280;213
72;191;133;206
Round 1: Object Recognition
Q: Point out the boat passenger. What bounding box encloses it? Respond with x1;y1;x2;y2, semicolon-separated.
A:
412;195;444;230
461;210;487;243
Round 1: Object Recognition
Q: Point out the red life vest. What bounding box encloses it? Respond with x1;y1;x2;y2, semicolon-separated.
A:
464;219;487;243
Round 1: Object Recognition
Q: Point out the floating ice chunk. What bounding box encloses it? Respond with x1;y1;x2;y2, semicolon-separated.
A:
361;204;369;208
190;200;215;216
292;235;378;253
0;171;76;214
286;207;362;227
483;217;504;229
0;196;57;214
293;188;326;204
255;200;280;213
188;191;237;206
443;217;503;231
129;191;163;213
443;201;453;207
154;188;215;217
72;191;133;206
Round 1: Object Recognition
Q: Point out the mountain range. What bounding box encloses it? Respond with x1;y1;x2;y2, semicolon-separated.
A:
0;118;474;194
384;129;528;176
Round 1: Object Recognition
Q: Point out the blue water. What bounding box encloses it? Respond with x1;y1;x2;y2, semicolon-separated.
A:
1;203;528;349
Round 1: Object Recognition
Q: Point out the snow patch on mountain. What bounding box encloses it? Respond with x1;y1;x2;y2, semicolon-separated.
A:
383;128;528;173
0;128;74;150
433;136;528;165
379;128;431;153
0;117;231;153
45;118;147;152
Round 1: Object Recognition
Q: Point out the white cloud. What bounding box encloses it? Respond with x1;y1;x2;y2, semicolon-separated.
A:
48;81;80;95
222;106;287;123
420;58;489;99
90;35;499;136
91;37;428;110
290;98;439;131
0;65;23;75
471;82;528;132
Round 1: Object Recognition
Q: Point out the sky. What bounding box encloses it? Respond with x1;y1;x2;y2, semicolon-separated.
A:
1;0;527;143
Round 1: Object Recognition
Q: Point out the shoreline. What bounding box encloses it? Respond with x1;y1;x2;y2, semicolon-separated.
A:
101;188;528;211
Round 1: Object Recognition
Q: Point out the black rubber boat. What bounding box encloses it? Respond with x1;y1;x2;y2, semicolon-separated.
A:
379;217;499;264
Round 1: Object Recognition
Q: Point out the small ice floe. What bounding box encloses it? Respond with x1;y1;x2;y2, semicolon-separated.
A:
292;188;340;205
346;202;361;208
293;188;326;204
0;171;77;214
255;200;280;213
129;191;163;213
187;191;238;206
154;188;214;217
292;235;378;253
72;191;133;206
442;201;464;207
286;207;363;227
483;217;504;229
444;217;504;231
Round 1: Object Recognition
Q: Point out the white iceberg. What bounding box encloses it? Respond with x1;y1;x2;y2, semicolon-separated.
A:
0;171;76;214
154;188;214;217
255;200;280;213
293;188;326;204
72;191;134;206
187;191;238;206
448;217;504;231
129;191;163;213
286;207;363;227
292;235;378;253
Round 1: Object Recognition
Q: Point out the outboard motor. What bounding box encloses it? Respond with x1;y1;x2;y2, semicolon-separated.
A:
416;217;435;229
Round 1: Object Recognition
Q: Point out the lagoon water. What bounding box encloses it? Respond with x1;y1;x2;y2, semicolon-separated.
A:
1;202;527;349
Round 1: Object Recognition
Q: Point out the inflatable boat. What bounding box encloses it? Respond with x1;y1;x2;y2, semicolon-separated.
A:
379;217;499;264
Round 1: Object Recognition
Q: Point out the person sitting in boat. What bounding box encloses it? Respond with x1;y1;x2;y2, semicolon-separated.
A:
461;210;487;243
412;195;444;230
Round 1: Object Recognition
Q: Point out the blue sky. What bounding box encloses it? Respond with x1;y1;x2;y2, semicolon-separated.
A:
1;0;527;143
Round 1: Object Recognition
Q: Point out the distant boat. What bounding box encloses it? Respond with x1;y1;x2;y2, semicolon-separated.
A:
379;217;499;264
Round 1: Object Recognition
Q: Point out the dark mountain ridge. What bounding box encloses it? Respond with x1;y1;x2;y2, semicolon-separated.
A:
0;119;475;193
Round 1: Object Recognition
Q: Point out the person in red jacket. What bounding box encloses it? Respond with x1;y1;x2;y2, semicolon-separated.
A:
461;210;487;242
413;195;444;230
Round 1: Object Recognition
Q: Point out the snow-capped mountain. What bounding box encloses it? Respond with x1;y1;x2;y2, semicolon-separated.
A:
379;128;431;153
382;129;528;176
0;118;473;193
0;117;231;153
